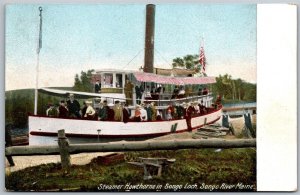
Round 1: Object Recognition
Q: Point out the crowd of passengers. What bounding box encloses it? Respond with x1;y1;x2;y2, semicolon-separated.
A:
46;93;222;122
134;83;210;102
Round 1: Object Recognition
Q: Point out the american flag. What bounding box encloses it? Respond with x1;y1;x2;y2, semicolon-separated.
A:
199;46;206;73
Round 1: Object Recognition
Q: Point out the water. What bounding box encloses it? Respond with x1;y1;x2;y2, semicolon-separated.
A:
10;127;28;137
223;102;256;116
223;102;256;108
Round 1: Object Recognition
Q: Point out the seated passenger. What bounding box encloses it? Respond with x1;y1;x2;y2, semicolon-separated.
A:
84;100;95;120
215;95;222;109
107;103;115;121
166;108;173;120
173;106;179;119
145;102;152;121
81;101;87;119
193;101;200;115
199;100;207;115
197;88;203;96
202;87;208;95
176;103;184;119
150;102;157;121
98;102;108;121
113;101;122;121
177;86;185;98
171;86;179;99
58;100;69;118
134;105;142;122
140;103;148;121
46;103;58;117
122;103;129;123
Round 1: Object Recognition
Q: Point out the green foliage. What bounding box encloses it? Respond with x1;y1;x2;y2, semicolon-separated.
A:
5;89;66;127
5;148;256;192
212;74;256;102
73;70;95;92
172;54;200;70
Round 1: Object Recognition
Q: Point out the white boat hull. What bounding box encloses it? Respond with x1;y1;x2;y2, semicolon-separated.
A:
29;107;222;145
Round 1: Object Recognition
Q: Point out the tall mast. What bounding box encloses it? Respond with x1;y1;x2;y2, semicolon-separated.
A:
144;4;155;73
34;7;43;115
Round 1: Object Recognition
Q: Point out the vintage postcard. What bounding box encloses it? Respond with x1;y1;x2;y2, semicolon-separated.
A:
4;3;296;192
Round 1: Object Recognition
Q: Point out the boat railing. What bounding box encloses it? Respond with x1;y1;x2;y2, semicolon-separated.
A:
95;93;214;108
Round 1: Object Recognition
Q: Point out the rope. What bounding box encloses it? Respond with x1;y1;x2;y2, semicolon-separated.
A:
121;48;144;70
154;48;173;68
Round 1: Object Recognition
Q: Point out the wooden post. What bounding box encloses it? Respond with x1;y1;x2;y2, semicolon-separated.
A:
58;129;71;172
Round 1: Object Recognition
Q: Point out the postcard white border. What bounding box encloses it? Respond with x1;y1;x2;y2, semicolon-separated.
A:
1;1;298;193
257;4;297;191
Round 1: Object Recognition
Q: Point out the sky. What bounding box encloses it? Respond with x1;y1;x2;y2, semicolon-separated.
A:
5;4;256;91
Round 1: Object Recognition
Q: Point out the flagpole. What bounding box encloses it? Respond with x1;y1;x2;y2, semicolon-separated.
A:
34;7;43;115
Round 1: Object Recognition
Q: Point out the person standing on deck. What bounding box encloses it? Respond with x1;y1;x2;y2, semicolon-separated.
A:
144;86;152;100
58;100;69;118
124;80;134;105
185;102;195;132
66;93;81;118
135;84;144;104
95;80;101;93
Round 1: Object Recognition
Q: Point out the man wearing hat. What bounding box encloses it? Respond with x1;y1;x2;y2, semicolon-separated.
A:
67;93;81;118
58;100;69;118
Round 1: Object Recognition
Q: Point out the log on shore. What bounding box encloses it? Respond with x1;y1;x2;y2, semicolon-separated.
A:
6;139;256;156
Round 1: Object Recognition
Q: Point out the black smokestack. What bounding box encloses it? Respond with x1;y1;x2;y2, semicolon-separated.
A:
144;4;155;73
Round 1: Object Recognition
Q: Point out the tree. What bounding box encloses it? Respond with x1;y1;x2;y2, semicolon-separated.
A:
172;54;200;70
212;74;256;102
73;69;95;92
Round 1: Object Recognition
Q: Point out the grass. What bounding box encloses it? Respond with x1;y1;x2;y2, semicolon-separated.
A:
5;148;256;192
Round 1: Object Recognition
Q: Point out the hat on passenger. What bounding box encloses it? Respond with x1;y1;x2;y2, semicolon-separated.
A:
85;100;92;104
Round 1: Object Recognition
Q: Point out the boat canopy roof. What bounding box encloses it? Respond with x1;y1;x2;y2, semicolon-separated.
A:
131;72;216;85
